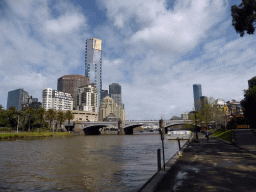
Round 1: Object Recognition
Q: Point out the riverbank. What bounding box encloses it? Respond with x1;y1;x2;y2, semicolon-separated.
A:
154;133;256;191
0;132;71;140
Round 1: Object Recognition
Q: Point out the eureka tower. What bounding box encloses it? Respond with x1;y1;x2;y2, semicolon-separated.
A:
85;38;102;109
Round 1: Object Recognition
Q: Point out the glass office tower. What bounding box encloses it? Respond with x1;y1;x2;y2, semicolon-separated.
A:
85;38;102;108
193;84;202;111
109;83;122;108
7;88;29;110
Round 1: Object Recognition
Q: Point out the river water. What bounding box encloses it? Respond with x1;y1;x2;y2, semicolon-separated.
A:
0;132;186;192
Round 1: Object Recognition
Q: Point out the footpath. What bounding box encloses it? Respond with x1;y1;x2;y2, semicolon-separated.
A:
154;132;256;192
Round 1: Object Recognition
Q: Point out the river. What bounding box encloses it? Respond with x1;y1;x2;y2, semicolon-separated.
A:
0;132;186;191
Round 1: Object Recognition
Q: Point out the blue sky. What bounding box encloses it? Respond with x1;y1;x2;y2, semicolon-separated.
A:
1;0;255;120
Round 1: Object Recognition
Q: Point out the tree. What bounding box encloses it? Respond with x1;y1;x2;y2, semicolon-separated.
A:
231;0;256;37
65;110;74;132
241;86;256;128
46;109;56;132
37;107;46;132
25;107;34;131
8;106;17;129
56;111;66;131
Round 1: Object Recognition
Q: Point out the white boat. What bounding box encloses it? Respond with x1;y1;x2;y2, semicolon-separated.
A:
167;130;192;140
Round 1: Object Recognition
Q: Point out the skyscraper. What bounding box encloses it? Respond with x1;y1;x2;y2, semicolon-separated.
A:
109;83;122;108
193;84;202;111
7;88;29;110
85;38;102;109
57;75;88;108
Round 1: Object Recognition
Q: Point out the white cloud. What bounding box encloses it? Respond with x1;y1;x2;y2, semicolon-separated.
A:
0;0;89;108
44;13;86;34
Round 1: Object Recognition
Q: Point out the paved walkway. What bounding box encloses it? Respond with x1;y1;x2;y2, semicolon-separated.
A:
233;129;256;155
154;133;256;192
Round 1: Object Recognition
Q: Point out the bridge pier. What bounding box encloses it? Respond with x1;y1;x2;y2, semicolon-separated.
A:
118;120;125;135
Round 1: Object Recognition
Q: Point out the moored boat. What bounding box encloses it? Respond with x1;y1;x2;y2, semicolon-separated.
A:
167;130;192;140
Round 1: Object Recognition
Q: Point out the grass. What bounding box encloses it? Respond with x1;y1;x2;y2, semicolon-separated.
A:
212;129;232;143
0;132;71;140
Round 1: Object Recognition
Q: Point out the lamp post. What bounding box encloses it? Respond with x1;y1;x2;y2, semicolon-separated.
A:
159;118;165;170
192;111;198;142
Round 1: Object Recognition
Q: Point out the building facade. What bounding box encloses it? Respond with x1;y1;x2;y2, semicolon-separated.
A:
101;90;108;100
72;110;98;122
85;38;102;109
7;88;29;110
99;96;125;121
22;96;42;111
42;88;73;111
109;83;123;108
193;84;202;111
75;84;98;113
57;75;88;108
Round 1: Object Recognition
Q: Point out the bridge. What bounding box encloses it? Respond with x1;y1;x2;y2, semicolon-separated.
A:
69;120;191;135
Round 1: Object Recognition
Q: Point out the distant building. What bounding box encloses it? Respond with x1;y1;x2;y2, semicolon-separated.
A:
181;113;189;120
200;96;208;107
99;96;125;121
57;75;88;108
7;88;29;110
226;100;242;115
101;90;108;100
22;96;42;111
72;110;98;122
42;88;73;111
85;38;102;109
193;84;202;111
215;98;225;108
109;83;123;108
75;84;98;113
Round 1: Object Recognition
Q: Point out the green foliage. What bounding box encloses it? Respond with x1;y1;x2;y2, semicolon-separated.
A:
231;0;256;37
46;109;56;129
56;111;67;130
241;86;256;128
212;129;232;143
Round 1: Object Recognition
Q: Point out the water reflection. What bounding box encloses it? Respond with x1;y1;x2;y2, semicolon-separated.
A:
0;133;186;191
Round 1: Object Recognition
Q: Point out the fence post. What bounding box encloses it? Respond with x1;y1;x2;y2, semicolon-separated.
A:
178;139;181;150
157;149;161;172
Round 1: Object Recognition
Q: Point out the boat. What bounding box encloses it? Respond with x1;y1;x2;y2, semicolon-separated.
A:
167;130;192;140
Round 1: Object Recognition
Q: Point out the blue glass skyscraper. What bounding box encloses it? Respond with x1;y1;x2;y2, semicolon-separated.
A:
193;84;202;111
85;38;102;108
7;88;29;110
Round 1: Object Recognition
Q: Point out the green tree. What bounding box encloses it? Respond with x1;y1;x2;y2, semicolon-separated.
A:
46;109;56;132
56;111;66;131
37;107;46;132
8;106;17;129
241;86;256;127
25;107;34;131
231;0;256;37
65;110;74;132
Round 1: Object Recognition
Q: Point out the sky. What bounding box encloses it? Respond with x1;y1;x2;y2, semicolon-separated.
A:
1;0;255;120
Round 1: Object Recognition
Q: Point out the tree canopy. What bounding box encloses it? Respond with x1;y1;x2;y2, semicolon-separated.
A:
241;86;256;128
231;0;256;37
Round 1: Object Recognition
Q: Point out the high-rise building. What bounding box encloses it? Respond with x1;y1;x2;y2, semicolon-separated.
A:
7;88;29;110
101;90;108;100
193;84;202;111
109;83;122;108
42;88;73;111
85;38;102;109
75;84;98;113
57;75;88;108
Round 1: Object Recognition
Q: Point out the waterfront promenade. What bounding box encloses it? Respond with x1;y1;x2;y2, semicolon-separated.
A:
154;132;256;192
